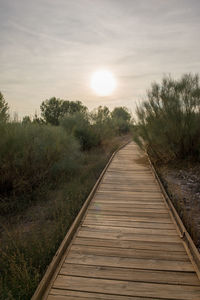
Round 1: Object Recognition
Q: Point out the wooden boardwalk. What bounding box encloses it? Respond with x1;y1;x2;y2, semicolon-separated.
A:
38;142;200;299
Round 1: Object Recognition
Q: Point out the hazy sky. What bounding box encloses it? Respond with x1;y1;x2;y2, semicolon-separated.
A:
1;0;200;118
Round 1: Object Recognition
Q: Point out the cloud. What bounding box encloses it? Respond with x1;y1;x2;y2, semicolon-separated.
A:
0;0;200;117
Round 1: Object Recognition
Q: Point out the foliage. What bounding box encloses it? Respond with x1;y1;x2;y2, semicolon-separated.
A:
91;106;111;125
133;73;200;162
112;106;131;122
32;113;44;124
0;123;80;203
90;106;115;141
40;97;87;125
0;136;121;300
111;106;131;134
22;116;31;125
0;92;131;299
0;92;9;123
61;112;100;150
22;114;44;125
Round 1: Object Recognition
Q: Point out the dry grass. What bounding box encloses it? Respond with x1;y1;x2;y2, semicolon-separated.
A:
0;136;127;300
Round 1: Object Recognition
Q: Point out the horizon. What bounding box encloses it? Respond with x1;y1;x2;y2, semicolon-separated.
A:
1;0;200;118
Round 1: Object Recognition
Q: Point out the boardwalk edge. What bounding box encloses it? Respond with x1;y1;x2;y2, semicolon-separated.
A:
31;140;131;300
147;152;200;281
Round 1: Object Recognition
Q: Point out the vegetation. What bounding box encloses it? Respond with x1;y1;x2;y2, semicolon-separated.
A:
0;124;80;214
133;73;200;163
112;106;132;134
133;73;200;257
0;92;9;123
0;93;131;299
40;97;87;125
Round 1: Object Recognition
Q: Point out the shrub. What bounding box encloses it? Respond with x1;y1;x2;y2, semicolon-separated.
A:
90;106;115;141
133;74;200;162
0;123;80;199
61;112;100;150
111;106;131;134
0;134;120;300
0;92;9;123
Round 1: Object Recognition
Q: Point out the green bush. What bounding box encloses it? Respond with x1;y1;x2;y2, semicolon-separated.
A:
111;106;131;134
0;137;118;300
0;91;132;298
0;92;9;123
90;106;115;141
61;112;100;150
133;74;200;162
0;123;80;199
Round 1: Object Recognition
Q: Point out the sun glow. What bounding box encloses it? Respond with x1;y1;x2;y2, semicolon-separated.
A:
90;70;117;96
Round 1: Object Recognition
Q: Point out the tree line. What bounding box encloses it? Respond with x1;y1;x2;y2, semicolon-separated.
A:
0;94;132;210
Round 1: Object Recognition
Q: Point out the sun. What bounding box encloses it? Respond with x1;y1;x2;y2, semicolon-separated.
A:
90;70;117;96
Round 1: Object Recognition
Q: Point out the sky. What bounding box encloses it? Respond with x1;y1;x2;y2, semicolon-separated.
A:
0;0;200;118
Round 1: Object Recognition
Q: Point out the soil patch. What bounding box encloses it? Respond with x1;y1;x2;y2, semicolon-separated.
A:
157;162;200;252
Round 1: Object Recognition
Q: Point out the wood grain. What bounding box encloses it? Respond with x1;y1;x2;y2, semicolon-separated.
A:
43;142;200;299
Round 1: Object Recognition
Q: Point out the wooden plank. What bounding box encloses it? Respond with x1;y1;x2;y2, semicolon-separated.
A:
61;263;200;286
94;194;164;201
88;209;171;219
53;275;200;299
49;288;162;299
70;244;188;261
96;189;163;194
92;200;166;207
108;170;151;175
99;187;161;192
96;190;163;196
84;218;175;229
90;205;168;214
48;295;96;300
80;224;177;236
87;211;173;223
108;167;151;175
100;182;158;186
100;185;159;189
91;202;166;210
73;237;185;252
77;227;181;243
103;175;154;178
101;181;158;185
66;252;193;272
103;176;155;180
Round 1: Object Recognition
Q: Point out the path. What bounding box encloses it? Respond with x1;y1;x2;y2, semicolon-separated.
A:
41;142;200;299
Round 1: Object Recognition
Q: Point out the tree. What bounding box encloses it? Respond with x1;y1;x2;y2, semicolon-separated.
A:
111;107;131;133
90;106;114;140
111;107;131;122
40;97;87;125
90;106;111;125
62;100;87;115
22;116;31;125
40;97;62;125
61;112;99;150
0;92;9;122
32;113;44;125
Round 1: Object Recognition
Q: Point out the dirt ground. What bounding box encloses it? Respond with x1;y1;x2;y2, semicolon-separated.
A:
157;162;200;252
